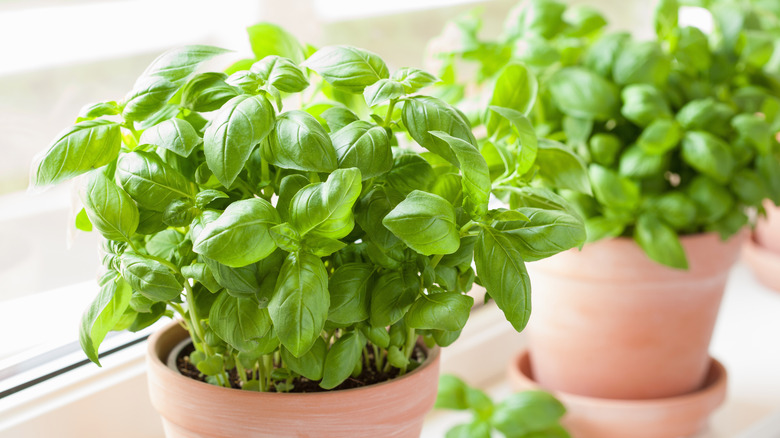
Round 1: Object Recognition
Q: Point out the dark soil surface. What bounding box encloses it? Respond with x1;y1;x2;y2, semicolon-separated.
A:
176;342;427;392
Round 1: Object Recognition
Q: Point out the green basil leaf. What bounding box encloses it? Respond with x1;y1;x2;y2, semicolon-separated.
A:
119;252;182;301
122;76;179;121
247;23;306;64
732;169;767;205
328;263;373;324
383;190;460;256
355;186;403;251
193;198;280;267
321;107;360;132
613;41;670;86
585;216;626;243
81;171;139;243
589;164;640;211
584;32;630;78
281;337;327;381
619;145;668;178
681;131;735;184
181;263;221;293
139;45;229;86
180;72;239;112
495;207;585;262
402;96;477;166
474;227;531;332
732;113;771;155
687;176;734;224
638;119;682;155
303;236;347;258
406;293;473;331
209;292;271;352
80;271;132;365
654;0;679;39
276;174;311;222
672;26;711;73
489;106;538;175
634;214;688;269
250;55;309;93
331;121;392;179
204;94;275;188
264;109;338;172
268;251;329;357
195;189;229;208
369;267;419;327
757;154;780;203
363;79;405;107
136;208;167;235
565;5;607;37
644;192;697;230
384;152;436;195
506;0;566;39
269;222;301;253
548;67;619;120
486;63;538;136
289;168;362;239
589;133;622;167
75;208;93;232
391;67;439;93
146;229;185;261
203;257;261;297
445;422;491;438
303;45;389;93
117;151;194;212
78;101;120;119
676;98;735;138
320;331;364;389
33;120;121;186
535;140;591;194
492;391;567;436
430;131;491;219
360;325;390;349
139;119;202;158
620;84;672;127
431;173;464;208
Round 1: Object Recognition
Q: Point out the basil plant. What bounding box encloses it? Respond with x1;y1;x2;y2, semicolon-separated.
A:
31;24;584;391
430;0;780;269
436;374;569;438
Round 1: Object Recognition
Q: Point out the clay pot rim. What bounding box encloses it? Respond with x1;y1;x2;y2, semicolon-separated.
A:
745;232;780;258
743;233;780;292
148;319;441;398
508;349;727;408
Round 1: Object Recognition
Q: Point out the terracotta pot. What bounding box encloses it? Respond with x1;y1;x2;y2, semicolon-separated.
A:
507;349;727;438
526;231;745;400
146;321;441;438
745;201;780;292
754;201;780;254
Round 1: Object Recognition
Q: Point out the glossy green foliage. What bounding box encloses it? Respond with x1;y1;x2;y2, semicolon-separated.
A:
33;23;586;392
436;374;570;438
432;0;780;268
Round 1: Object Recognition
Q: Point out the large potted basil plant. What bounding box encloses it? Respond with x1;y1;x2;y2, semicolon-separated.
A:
31;23;585;438
430;1;780;436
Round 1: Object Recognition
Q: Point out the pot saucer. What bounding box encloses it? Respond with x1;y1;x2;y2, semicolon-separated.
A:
507;349;727;438
743;235;780;293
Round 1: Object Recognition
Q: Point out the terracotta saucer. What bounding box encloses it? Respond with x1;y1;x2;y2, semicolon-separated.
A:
507;349;727;438
743;235;780;292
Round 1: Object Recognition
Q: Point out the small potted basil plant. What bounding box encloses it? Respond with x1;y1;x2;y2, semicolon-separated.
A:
435;374;570;438
31;23;586;438
430;0;780;435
